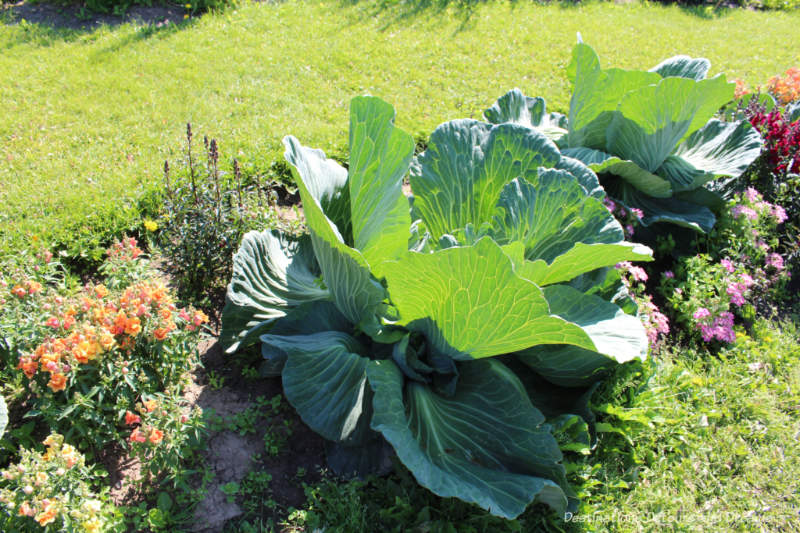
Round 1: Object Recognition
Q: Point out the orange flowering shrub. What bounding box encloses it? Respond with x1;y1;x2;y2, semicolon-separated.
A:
7;237;208;451
123;394;206;488
767;67;800;105
0;434;122;531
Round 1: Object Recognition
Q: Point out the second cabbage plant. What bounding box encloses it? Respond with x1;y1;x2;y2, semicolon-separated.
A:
221;96;653;519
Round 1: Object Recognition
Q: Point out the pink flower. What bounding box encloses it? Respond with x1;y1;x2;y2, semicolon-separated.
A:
45;316;60;328
726;283;747;306
771;205;787;223
630;208;644;220
603;197;617;212
663;270;674;279
625;225;635;236
766;253;784;271
693;307;711;320
745;187;762;203
720;258;735;273
732;205;758;221
739;273;755;288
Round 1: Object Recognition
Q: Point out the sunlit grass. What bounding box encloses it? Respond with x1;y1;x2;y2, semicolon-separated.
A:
2;0;799;254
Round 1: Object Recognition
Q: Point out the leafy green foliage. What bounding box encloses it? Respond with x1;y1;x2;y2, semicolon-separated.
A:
154;125;301;308
222;96;653;519
486;41;764;233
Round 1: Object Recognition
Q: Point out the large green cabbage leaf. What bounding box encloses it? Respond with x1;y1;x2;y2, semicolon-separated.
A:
486;40;763;232
221;96;653;520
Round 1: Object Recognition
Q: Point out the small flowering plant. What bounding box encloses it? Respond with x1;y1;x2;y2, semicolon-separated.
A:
0;433;122;532
616;261;670;349
11;237;208;451
659;188;789;347
123;394;206;489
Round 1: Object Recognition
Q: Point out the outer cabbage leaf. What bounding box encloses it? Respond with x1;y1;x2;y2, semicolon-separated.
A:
659;119;764;192
382;238;594;361
261;331;370;442
610;180;716;232
367;358;570;520
649;55;710;81
484;88;568;142
605;76;734;173
566;43;661;149
220;231;329;353
284;136;387;326
516;285;648;387
561;147;672;198
410;121;560;240
787;101;800;123
259;301;352;377
347;96;415;271
491;171;652;284
555;155;605;199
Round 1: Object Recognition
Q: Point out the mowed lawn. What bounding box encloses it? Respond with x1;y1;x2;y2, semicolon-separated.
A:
2;0;799;248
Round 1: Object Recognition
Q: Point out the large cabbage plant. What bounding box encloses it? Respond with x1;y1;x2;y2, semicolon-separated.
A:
486;40;763;233
221;96;652;519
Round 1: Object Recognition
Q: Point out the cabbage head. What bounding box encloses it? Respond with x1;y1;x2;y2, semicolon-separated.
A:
486;40;763;233
221;96;652;519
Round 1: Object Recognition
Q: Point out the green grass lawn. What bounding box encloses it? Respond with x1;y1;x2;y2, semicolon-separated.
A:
2;0;800;255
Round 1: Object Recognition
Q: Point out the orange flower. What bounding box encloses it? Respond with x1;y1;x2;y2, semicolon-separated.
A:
159;308;172;321
18;358;38;379
129;428;146;443
48;373;67;392
153;327;168;341
12;285;27;298
18;501;35;517
98;333;114;351
72;342;91;364
113;312;128;335
192;310;208;326
148;428;164;445
125;411;141;426
61;314;76;330
125;316;141;336
94;284;108;298
143;399;158;412
26;280;42;294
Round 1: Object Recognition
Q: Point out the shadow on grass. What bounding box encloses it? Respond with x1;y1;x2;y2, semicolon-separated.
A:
0;1;197;50
339;0;586;33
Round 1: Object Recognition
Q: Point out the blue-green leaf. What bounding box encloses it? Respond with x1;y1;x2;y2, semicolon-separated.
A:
661;119;764;192
484;89;568;143
411;121;560;240
368;358;569;519
566;43;661;150
491;171;652;284
262;331;369;442
649;55;710;81
348;96;415;270
517;285;648;387
284;136;386;326
220;231;329;353
383;238;593;360
606;76;734;172
562;146;673;198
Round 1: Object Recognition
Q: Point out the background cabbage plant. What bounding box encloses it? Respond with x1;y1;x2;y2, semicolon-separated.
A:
486;39;763;233
221;96;653;519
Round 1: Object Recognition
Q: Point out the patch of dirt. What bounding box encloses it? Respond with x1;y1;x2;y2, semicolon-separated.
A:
103;337;326;532
1;1;186;31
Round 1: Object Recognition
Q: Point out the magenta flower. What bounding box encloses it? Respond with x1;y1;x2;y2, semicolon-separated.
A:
739;273;755;288
745;187;762;202
732;205;758;221
766;253;784;271
603;197;616;212
771;205;787;223
663;270;674;279
720;258;735;273
630;208;644;220
693;307;711;320
726;282;747;306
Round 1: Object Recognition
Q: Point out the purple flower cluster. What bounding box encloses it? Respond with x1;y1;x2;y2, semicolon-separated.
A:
694;309;735;343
